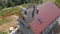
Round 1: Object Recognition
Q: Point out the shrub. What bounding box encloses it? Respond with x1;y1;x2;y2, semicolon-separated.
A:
55;0;60;8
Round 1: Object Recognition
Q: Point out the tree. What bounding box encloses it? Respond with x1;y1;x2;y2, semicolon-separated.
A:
0;0;6;8
55;0;60;8
0;0;31;8
30;0;42;4
0;6;3;10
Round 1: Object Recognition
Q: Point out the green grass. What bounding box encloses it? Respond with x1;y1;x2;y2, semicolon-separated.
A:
0;7;17;26
0;18;11;26
0;5;24;26
20;4;29;8
0;6;3;10
55;2;60;8
0;7;18;16
55;0;60;8
0;11;6;16
0;32;7;34
0;3;29;16
42;0;56;3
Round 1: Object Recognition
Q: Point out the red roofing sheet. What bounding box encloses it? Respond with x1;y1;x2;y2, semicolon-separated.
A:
30;2;60;34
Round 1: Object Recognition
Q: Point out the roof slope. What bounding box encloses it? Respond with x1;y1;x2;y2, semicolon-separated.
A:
30;2;60;34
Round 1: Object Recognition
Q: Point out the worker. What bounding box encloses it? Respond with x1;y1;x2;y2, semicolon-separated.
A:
10;26;19;34
51;31;54;34
32;4;35;18
49;31;54;34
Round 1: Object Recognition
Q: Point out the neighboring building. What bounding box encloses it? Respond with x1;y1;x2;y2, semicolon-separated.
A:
30;2;60;34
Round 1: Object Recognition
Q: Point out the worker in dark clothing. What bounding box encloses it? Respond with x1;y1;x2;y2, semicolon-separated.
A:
49;31;54;34
32;4;35;18
21;0;28;4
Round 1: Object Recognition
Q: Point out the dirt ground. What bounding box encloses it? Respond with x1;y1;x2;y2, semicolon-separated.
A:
0;15;18;34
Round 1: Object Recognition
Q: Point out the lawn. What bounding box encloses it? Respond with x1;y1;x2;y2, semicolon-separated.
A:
42;0;56;3
0;6;3;10
0;3;29;16
0;6;19;26
0;4;29;26
0;32;7;34
0;7;18;16
20;4;29;8
0;18;11;26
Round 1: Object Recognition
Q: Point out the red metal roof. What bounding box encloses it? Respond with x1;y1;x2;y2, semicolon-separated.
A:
30;2;60;34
